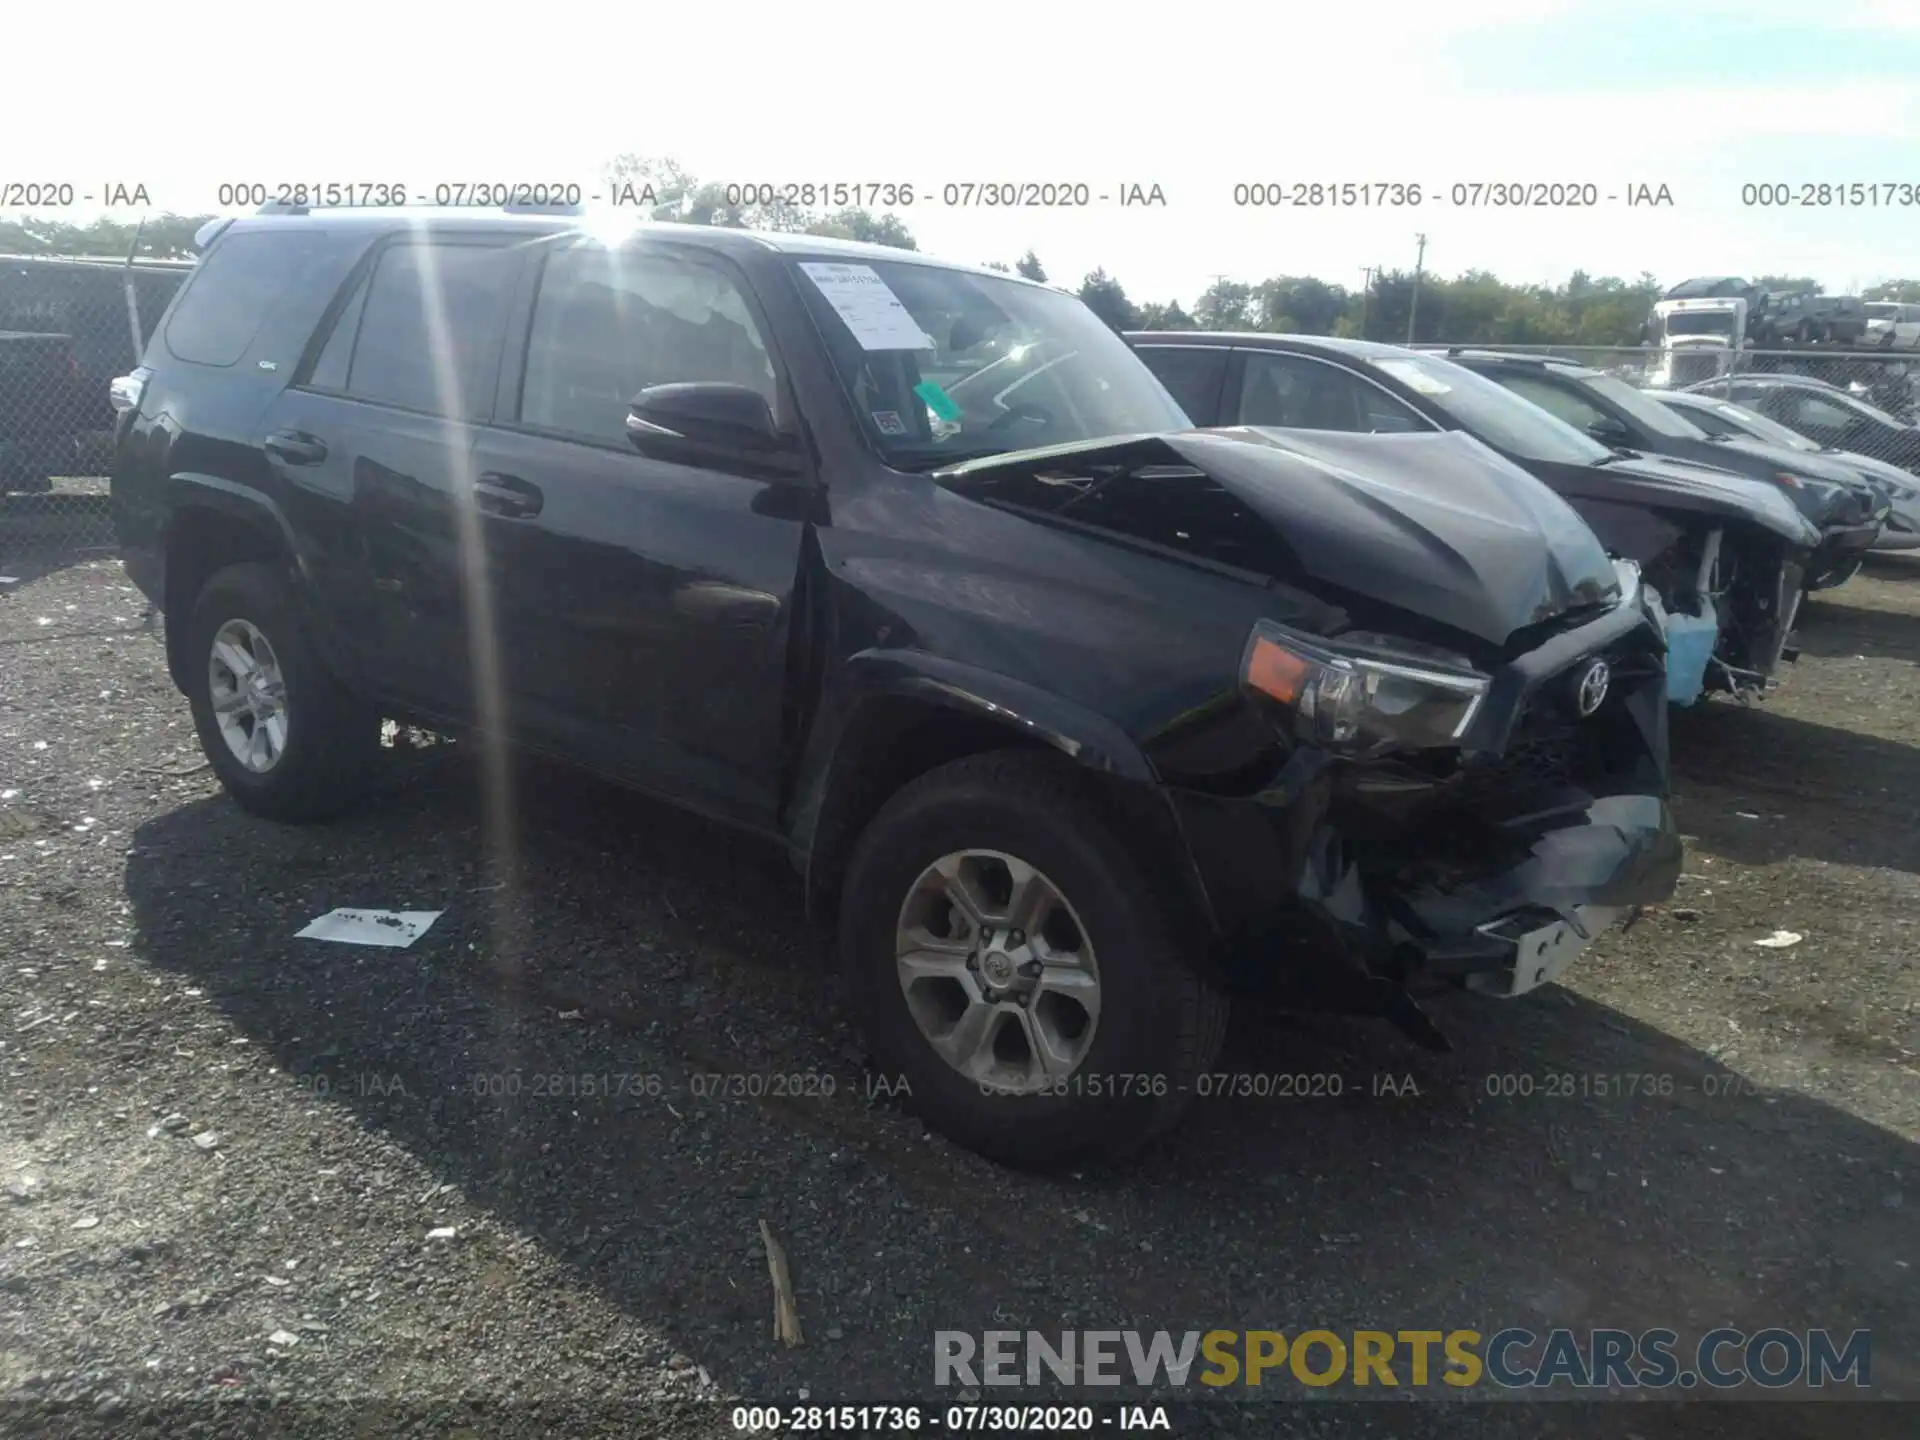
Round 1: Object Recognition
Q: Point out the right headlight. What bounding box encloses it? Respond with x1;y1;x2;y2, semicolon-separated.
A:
1240;622;1491;756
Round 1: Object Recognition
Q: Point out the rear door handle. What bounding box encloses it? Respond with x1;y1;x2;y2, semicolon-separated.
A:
264;430;328;465
473;472;543;518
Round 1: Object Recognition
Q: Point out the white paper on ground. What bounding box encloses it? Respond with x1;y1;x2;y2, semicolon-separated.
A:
798;263;935;351
295;908;443;948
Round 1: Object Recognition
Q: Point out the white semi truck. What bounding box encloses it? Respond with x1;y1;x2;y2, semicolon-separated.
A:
1641;278;1870;388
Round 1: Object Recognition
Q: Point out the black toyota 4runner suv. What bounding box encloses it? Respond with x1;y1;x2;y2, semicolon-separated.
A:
111;210;1682;1169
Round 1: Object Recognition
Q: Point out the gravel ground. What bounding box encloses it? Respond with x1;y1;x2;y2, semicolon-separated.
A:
0;547;1916;1439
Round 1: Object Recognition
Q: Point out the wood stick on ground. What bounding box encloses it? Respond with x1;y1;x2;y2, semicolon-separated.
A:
759;1219;803;1348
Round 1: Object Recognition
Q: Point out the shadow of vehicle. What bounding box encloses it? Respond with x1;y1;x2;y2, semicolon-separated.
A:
1669;704;1920;874
0;484;117;586
1791;588;1920;665
117;748;1916;1426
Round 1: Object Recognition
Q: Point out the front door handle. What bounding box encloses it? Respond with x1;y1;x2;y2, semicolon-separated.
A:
264;430;328;465
473;472;543;518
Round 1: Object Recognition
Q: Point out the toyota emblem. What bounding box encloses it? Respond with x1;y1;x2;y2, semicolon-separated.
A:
1574;659;1611;717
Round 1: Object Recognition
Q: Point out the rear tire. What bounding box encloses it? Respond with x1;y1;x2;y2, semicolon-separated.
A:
186;561;377;822
840;750;1228;1170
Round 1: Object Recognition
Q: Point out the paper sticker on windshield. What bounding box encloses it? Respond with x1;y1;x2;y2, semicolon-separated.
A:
799;262;935;351
914;379;963;422
1372;357;1452;396
871;409;909;435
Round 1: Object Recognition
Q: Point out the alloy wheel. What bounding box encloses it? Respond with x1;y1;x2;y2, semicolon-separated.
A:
208;618;289;773
893;849;1101;1093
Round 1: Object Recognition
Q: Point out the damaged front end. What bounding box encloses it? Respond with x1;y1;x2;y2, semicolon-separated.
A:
1178;561;1682;1047
1638;523;1804;706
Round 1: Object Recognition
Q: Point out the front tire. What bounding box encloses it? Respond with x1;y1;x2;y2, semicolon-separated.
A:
840;750;1228;1170
186;561;377;822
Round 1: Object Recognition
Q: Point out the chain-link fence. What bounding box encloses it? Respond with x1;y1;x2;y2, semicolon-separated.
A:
1;255;190;583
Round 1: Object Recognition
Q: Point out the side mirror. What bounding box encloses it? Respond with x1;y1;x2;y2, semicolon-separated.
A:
1587;415;1632;446
626;382;793;459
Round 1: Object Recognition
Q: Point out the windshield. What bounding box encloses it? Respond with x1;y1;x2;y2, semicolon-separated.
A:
1679;398;1820;452
789;258;1188;468
1866;303;1901;320
1583;372;1709;438
1366;352;1612;466
1661;311;1736;338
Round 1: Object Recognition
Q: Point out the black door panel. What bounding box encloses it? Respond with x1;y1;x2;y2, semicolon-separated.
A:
474;241;809;828
467;429;806;827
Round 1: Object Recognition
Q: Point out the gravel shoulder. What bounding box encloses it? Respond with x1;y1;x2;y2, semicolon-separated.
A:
0;553;1915;1438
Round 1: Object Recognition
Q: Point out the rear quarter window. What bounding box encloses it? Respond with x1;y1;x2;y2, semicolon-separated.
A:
1135;345;1227;424
164;231;327;367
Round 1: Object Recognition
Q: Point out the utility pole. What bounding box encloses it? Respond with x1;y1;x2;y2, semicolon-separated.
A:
1359;266;1374;340
1406;234;1428;343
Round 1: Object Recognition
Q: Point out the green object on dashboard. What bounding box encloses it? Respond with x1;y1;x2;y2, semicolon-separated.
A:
914;380;962;422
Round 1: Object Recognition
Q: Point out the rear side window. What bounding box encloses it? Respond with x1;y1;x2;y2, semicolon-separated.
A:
339;243;516;418
1136;346;1227;424
165;232;324;367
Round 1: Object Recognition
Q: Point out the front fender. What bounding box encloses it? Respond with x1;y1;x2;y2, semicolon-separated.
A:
789;647;1201;922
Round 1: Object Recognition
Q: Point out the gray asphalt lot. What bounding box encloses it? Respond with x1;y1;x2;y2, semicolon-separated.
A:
0;550;1915;1438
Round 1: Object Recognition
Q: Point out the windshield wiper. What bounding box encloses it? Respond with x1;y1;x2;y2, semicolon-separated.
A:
1593;447;1640;466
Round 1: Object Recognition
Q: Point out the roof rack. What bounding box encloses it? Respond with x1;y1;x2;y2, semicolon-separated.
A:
254;200;584;218
0;252;196;269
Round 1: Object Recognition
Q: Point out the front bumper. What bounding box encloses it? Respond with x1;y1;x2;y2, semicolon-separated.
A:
1396;793;1681;994
1807;517;1886;589
1873;505;1920;550
1174;584;1681;1020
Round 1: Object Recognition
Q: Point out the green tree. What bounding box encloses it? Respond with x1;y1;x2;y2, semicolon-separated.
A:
1077;269;1140;332
1253;276;1349;334
1135;299;1196;330
599;154;915;248
1015;250;1047;282
1193;278;1256;331
1865;279;1920;302
807;208;917;250
0;213;211;259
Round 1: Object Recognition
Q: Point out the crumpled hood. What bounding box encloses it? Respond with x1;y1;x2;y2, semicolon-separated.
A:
935;427;1621;647
1559;450;1822;546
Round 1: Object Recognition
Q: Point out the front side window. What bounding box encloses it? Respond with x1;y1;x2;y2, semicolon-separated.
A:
1781;390;1861;431
344;243;517;418
791;257;1188;469
1235;352;1428;433
1493;373;1611;433
518;245;777;446
1699;399;1818;451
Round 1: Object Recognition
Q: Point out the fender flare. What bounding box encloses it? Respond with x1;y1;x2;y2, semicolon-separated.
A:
158;473;316;689
162;472;308;578
788;648;1167;907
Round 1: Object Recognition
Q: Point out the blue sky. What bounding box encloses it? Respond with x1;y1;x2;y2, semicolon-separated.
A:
1440;0;1920;89
5;0;1917;306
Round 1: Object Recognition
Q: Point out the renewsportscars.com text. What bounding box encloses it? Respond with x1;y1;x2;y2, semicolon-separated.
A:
934;1328;1871;1391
